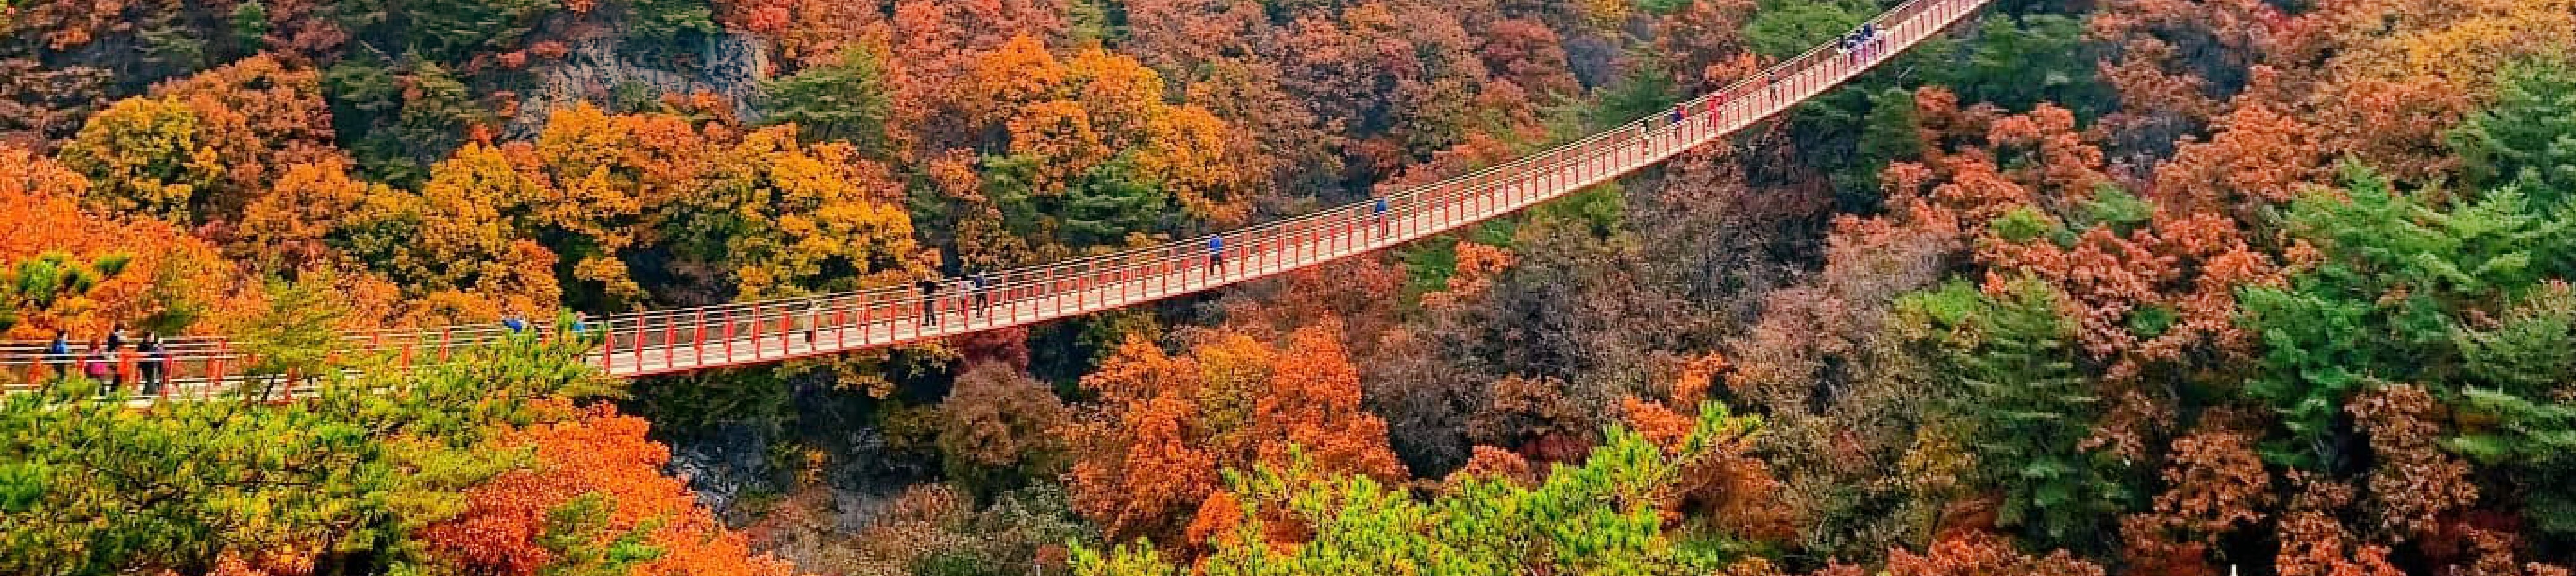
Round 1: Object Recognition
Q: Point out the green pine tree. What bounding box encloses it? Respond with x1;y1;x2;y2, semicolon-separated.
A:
2451;60;2576;197
1898;279;2129;550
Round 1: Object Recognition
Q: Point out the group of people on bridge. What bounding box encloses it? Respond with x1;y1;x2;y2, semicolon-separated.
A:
37;324;169;394
900;230;1262;331
1840;23;1887;62
500;311;590;336
911;270;997;328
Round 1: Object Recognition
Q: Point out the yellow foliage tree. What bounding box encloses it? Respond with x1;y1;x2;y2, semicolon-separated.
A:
674;125;927;297
2293;0;2576;93
954;38;1264;228
56;96;224;224
58;56;341;227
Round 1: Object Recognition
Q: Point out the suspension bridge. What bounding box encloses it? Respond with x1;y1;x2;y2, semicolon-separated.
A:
0;0;1985;400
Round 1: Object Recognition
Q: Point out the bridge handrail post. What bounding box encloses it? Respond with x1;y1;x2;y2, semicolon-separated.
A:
859;292;875;347
210;340;231;399
629;316;646;373
662;313;678;371
743;305;756;358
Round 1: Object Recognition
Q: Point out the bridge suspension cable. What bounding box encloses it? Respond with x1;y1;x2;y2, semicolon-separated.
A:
0;0;1986;400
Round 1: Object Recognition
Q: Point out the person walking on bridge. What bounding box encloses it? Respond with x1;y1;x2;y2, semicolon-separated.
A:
102;324;126;391
801;299;823;345
1207;235;1226;277
916;277;942;327
949;276;974;324
137;332;166;396
45;329;69;383
1373;197;1390;239
82;342;111;391
970;270;992;320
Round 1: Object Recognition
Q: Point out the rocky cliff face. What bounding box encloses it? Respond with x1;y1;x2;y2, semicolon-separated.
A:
657;376;939;533
661;421;782;522
503;23;770;140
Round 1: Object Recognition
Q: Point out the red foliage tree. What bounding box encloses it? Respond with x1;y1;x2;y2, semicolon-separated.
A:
1881;530;2108;576
2274;475;2406;576
2347;384;2478;541
2120;428;2274;576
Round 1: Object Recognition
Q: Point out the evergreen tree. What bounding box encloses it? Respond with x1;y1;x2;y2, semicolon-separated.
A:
1952;15;2113;121
2451;61;2576;196
760;48;898;153
1899;279;2130;551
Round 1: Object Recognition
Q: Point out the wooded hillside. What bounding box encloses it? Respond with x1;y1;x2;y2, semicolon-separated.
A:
3;0;2574;574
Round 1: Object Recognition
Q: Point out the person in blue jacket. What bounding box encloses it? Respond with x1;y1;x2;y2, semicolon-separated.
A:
1373;197;1390;237
45;329;70;382
970;270;992;319
1207;235;1225;276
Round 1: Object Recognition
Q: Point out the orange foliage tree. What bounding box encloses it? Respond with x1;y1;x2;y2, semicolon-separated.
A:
0;145;255;338
420;402;796;576
2273;476;2406;576
2347;384;2478;541
1063;322;1406;545
2118;427;2274;576
1876;530;2109;576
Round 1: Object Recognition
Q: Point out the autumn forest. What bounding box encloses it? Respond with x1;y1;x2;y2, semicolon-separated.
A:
1;0;2574;573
